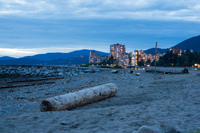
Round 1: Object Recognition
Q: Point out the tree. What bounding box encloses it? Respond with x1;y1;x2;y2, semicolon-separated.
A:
99;55;119;66
138;59;145;66
151;59;156;66
146;59;151;64
157;58;165;66
176;55;187;67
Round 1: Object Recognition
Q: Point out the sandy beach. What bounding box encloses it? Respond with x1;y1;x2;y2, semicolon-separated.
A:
0;69;200;133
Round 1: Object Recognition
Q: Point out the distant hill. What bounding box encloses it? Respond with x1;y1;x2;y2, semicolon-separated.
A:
0;49;108;65
0;56;16;60
24;49;109;61
0;56;89;65
144;35;200;54
0;58;43;65
45;56;89;65
144;48;169;54
174;35;200;51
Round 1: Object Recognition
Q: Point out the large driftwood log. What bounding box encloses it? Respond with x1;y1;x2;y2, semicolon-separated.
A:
145;67;188;74
40;83;118;112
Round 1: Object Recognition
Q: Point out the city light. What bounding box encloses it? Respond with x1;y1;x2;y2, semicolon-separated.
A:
89;44;188;68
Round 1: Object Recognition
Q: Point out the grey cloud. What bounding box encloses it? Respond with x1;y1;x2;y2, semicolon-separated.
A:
0;0;200;21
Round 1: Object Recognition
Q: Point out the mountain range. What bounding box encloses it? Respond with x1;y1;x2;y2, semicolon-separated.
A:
0;50;109;65
0;35;200;65
144;35;200;54
175;35;200;51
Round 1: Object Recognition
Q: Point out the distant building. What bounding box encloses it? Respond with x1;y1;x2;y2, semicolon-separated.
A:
89;51;107;64
109;44;165;66
130;49;162;66
139;50;148;62
146;54;153;63
151;53;163;61
110;43;125;59
172;46;182;56
130;50;140;66
109;43;130;66
118;53;130;66
89;51;96;63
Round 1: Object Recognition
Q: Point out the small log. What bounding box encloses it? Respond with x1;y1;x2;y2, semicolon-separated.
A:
40;83;118;112
0;82;55;89
6;77;64;83
145;67;189;74
111;70;118;73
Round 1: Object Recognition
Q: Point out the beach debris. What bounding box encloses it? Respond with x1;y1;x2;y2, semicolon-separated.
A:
145;67;189;74
111;70;118;73
136;125;162;133
182;69;188;73
40;83;118;112
60;121;69;125
0;82;55;89
84;69;95;73
136;73;140;76
130;70;134;73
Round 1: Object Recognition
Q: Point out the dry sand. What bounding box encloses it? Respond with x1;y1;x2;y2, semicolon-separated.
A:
0;69;200;133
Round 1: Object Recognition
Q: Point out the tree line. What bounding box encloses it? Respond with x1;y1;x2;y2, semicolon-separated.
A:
151;49;200;67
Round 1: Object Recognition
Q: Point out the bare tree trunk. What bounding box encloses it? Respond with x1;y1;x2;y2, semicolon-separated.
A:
40;83;118;112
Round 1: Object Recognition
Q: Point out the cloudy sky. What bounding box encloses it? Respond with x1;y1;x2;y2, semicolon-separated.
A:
0;0;200;57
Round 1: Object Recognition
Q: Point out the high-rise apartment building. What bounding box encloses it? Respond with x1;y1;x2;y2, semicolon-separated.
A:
89;51;97;63
131;50;161;66
118;53;130;66
130;50;140;66
110;43;125;59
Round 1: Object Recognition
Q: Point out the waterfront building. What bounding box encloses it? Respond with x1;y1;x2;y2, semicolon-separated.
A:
130;50;140;66
109;43;129;66
110;43;125;59
89;51;107;64
147;54;153;63
118;53;130;66
139;50;148;62
130;50;161;66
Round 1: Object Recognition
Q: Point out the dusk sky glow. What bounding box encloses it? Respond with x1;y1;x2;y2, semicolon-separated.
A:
0;0;200;57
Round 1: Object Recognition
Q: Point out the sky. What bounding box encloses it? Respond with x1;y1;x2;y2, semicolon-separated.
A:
0;0;200;58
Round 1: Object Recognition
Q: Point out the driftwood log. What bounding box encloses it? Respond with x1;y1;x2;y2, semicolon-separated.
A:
145;67;188;74
111;70;118;73
0;82;55;89
40;83;118;112
6;77;64;83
